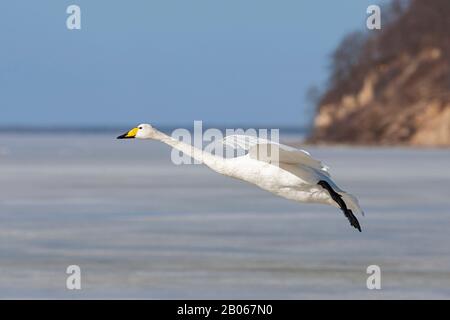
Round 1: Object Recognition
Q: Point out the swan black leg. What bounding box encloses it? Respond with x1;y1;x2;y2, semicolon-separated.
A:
318;180;362;232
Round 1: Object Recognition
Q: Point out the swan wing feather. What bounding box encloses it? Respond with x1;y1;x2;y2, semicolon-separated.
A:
221;135;330;176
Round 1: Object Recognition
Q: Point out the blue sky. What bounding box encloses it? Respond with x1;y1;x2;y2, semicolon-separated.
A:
0;0;386;127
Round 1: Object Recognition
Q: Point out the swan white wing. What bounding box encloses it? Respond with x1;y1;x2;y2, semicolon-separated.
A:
221;135;330;176
221;134;269;151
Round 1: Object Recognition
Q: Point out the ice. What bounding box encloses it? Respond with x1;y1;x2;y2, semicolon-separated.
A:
0;134;449;299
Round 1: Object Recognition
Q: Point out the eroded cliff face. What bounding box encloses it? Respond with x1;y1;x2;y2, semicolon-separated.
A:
309;0;450;146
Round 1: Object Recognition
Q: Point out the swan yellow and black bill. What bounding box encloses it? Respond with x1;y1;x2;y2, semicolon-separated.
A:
117;127;138;139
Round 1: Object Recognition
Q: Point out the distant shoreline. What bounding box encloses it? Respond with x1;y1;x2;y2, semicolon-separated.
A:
3;127;450;149
0;125;309;136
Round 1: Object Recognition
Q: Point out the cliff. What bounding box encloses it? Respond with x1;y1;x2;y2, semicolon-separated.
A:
308;0;450;146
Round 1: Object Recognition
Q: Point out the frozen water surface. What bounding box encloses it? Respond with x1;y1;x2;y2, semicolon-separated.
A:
0;134;449;299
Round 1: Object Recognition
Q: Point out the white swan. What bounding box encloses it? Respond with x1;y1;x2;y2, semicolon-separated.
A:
117;124;364;231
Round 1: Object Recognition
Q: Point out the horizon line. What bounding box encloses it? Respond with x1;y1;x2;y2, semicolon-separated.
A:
0;123;310;135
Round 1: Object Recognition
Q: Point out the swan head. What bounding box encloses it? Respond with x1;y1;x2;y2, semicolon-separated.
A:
117;123;155;139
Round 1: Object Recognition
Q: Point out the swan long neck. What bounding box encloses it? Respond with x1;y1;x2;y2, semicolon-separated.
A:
152;130;226;171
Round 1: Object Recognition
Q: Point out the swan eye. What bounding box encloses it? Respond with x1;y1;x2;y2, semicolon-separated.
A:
139;127;142;130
